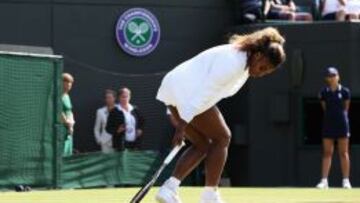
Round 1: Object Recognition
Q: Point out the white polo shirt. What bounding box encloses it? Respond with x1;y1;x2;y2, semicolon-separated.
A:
156;44;249;123
117;104;137;142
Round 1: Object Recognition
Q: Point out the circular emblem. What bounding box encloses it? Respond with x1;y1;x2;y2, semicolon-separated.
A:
115;8;161;57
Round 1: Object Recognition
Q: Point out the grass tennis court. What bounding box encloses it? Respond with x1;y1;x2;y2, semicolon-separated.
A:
1;187;359;203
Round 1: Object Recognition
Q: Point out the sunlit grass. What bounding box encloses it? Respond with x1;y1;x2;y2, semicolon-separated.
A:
1;187;359;203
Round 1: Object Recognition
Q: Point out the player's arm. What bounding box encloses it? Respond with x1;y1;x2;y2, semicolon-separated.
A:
167;106;187;146
172;118;187;147
168;113;179;128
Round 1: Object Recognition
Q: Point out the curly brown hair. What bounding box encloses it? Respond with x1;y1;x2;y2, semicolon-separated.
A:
229;27;286;68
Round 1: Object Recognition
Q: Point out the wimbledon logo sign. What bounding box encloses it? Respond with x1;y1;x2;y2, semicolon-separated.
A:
115;8;161;57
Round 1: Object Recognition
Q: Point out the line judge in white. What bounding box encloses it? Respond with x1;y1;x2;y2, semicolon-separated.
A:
94;89;116;154
155;27;286;203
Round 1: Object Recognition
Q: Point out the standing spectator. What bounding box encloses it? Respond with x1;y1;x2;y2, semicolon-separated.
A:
322;0;346;21
61;73;75;157
265;0;313;21
316;67;352;189
106;87;144;151
116;87;144;150
94;90;116;154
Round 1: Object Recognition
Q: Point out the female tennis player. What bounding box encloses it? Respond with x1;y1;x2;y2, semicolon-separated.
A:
155;27;286;203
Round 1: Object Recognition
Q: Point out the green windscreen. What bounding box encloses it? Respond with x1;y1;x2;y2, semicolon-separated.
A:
0;52;63;188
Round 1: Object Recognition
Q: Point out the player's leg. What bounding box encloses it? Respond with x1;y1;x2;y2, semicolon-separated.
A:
191;106;230;187
156;107;211;203
317;138;334;188
168;106;211;181
337;137;352;188
172;125;210;180
190;106;230;202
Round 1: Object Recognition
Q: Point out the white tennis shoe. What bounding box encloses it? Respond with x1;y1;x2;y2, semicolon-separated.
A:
316;180;329;189
342;179;352;189
155;183;182;203
200;189;224;203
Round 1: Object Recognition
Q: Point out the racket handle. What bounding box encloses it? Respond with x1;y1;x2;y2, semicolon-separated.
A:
164;142;185;165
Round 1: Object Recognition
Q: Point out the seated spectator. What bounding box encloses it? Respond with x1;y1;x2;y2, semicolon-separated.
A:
322;0;346;21
235;0;264;24
106;87;144;151
346;0;360;21
94;89;116;154
265;0;313;21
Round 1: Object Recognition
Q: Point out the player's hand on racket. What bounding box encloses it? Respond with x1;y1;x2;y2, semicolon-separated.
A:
172;120;187;146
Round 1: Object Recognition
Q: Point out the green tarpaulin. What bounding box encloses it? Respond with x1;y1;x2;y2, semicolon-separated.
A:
61;150;161;189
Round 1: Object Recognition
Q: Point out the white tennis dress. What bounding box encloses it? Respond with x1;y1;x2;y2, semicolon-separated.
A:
156;44;249;123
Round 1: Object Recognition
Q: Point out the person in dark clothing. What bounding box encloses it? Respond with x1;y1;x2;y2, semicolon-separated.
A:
106;87;145;150
106;104;126;151
316;67;352;189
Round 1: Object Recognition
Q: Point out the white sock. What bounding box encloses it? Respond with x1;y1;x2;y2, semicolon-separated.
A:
321;178;328;183
165;177;181;190
204;186;217;193
343;178;350;183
